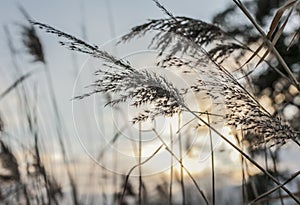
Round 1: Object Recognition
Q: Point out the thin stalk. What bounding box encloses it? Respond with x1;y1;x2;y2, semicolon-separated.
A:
43;64;66;157
23;185;31;205
263;141;269;171
178;113;186;205
0;71;34;100
249;171;300;205
176;117;197;134
207;112;215;205
102;168;108;205
263;139;270;205
34;134;52;205
68;171;80;205
30;87;54;205
270;150;284;205
138;122;142;205
43;63;79;204
112;140;118;204
183;105;300;204
169;123;173;205
239;130;247;204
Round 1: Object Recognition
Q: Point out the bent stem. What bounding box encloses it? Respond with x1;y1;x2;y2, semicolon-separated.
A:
120;144;164;205
152;129;210;205
121;128;210;205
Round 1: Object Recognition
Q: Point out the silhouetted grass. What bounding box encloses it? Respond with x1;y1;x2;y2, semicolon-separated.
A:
1;1;300;204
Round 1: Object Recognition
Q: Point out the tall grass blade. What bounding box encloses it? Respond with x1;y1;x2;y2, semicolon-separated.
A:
0;71;34;100
177;113;186;205
138;122;142;205
207;112;215;205
169;124;173;205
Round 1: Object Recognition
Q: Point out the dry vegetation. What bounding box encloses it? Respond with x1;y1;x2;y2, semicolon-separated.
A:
1;0;300;204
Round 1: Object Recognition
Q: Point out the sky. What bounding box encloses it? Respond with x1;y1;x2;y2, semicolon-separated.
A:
2;1;287;203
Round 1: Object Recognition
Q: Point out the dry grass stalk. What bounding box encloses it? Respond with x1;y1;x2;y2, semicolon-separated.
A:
232;0;300;90
21;11;80;204
0;71;34;101
0;141;20;182
0;114;4;133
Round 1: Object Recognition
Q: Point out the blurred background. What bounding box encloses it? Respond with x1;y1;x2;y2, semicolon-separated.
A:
0;0;300;204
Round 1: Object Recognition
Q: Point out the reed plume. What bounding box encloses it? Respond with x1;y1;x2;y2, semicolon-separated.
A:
117;8;299;148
